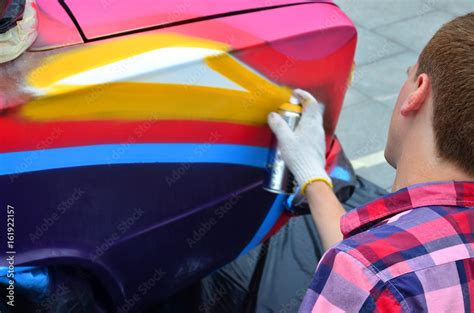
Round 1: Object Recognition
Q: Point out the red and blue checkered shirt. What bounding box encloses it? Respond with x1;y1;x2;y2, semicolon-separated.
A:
299;181;474;312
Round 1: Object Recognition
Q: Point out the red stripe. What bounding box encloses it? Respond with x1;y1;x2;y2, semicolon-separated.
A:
263;211;292;242
0;117;272;153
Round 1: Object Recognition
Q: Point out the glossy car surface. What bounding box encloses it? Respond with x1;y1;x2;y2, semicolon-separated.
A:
0;0;356;310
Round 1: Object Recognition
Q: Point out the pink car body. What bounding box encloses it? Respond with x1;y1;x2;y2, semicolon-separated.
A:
0;1;357;311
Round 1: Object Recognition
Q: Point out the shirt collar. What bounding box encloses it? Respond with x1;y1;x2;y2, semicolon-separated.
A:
341;181;474;237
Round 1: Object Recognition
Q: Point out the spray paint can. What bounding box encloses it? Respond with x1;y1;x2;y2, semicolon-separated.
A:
263;96;302;194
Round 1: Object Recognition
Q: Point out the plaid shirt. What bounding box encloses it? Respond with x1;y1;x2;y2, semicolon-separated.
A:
299;181;474;313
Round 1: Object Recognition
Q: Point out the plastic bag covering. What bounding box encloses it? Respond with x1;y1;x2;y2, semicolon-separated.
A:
0;0;37;63
0;0;25;33
155;176;387;313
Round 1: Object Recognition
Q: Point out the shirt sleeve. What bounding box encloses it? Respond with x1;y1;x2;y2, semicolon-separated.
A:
298;247;387;313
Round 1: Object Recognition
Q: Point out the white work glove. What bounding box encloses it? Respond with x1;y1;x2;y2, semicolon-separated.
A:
0;0;38;63
268;89;332;194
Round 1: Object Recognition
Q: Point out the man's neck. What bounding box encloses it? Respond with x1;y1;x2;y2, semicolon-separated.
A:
392;153;474;192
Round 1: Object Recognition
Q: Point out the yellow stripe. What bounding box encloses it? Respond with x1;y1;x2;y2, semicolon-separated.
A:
27;33;229;90
22;33;291;124
20;83;290;125
205;52;283;98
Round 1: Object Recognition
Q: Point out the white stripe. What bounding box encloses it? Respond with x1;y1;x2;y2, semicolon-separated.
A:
134;59;246;91
351;150;386;170
55;47;245;91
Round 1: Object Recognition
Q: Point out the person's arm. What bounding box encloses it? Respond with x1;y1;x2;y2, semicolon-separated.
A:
268;89;345;251
305;182;346;250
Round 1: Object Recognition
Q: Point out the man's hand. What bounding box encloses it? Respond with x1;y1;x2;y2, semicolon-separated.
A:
267;89;332;194
268;88;346;250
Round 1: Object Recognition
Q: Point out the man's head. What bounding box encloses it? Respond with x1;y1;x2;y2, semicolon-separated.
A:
385;13;474;178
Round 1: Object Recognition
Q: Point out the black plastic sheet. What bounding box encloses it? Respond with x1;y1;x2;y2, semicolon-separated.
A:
156;176;387;313
0;0;25;34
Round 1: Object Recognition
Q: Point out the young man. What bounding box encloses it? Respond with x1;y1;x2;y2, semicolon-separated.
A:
268;13;474;312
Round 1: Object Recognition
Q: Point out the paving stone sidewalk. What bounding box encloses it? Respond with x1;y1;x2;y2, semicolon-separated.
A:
333;0;473;190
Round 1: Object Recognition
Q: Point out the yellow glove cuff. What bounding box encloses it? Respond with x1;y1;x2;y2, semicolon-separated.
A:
300;177;333;195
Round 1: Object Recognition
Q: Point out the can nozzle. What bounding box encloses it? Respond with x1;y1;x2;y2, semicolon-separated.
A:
279;95;302;113
289;95;299;105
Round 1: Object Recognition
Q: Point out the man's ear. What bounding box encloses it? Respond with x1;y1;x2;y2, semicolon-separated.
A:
400;73;430;116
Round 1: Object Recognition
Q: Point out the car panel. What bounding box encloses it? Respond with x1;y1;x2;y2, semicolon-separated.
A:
32;0;84;49
62;0;333;40
31;0;336;50
1;1;356;310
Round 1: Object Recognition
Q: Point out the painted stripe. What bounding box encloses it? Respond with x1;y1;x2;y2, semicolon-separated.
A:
0;266;49;295
0;119;271;153
0;144;268;176
238;194;286;257
27;33;229;89
330;165;352;182
57;47;222;85
1;142;283;257
55;47;246;92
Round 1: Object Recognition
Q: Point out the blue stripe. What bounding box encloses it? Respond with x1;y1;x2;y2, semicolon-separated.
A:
330;165;352;182
0;144;269;175
1;143;282;259
238;194;286;257
0;266;50;295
